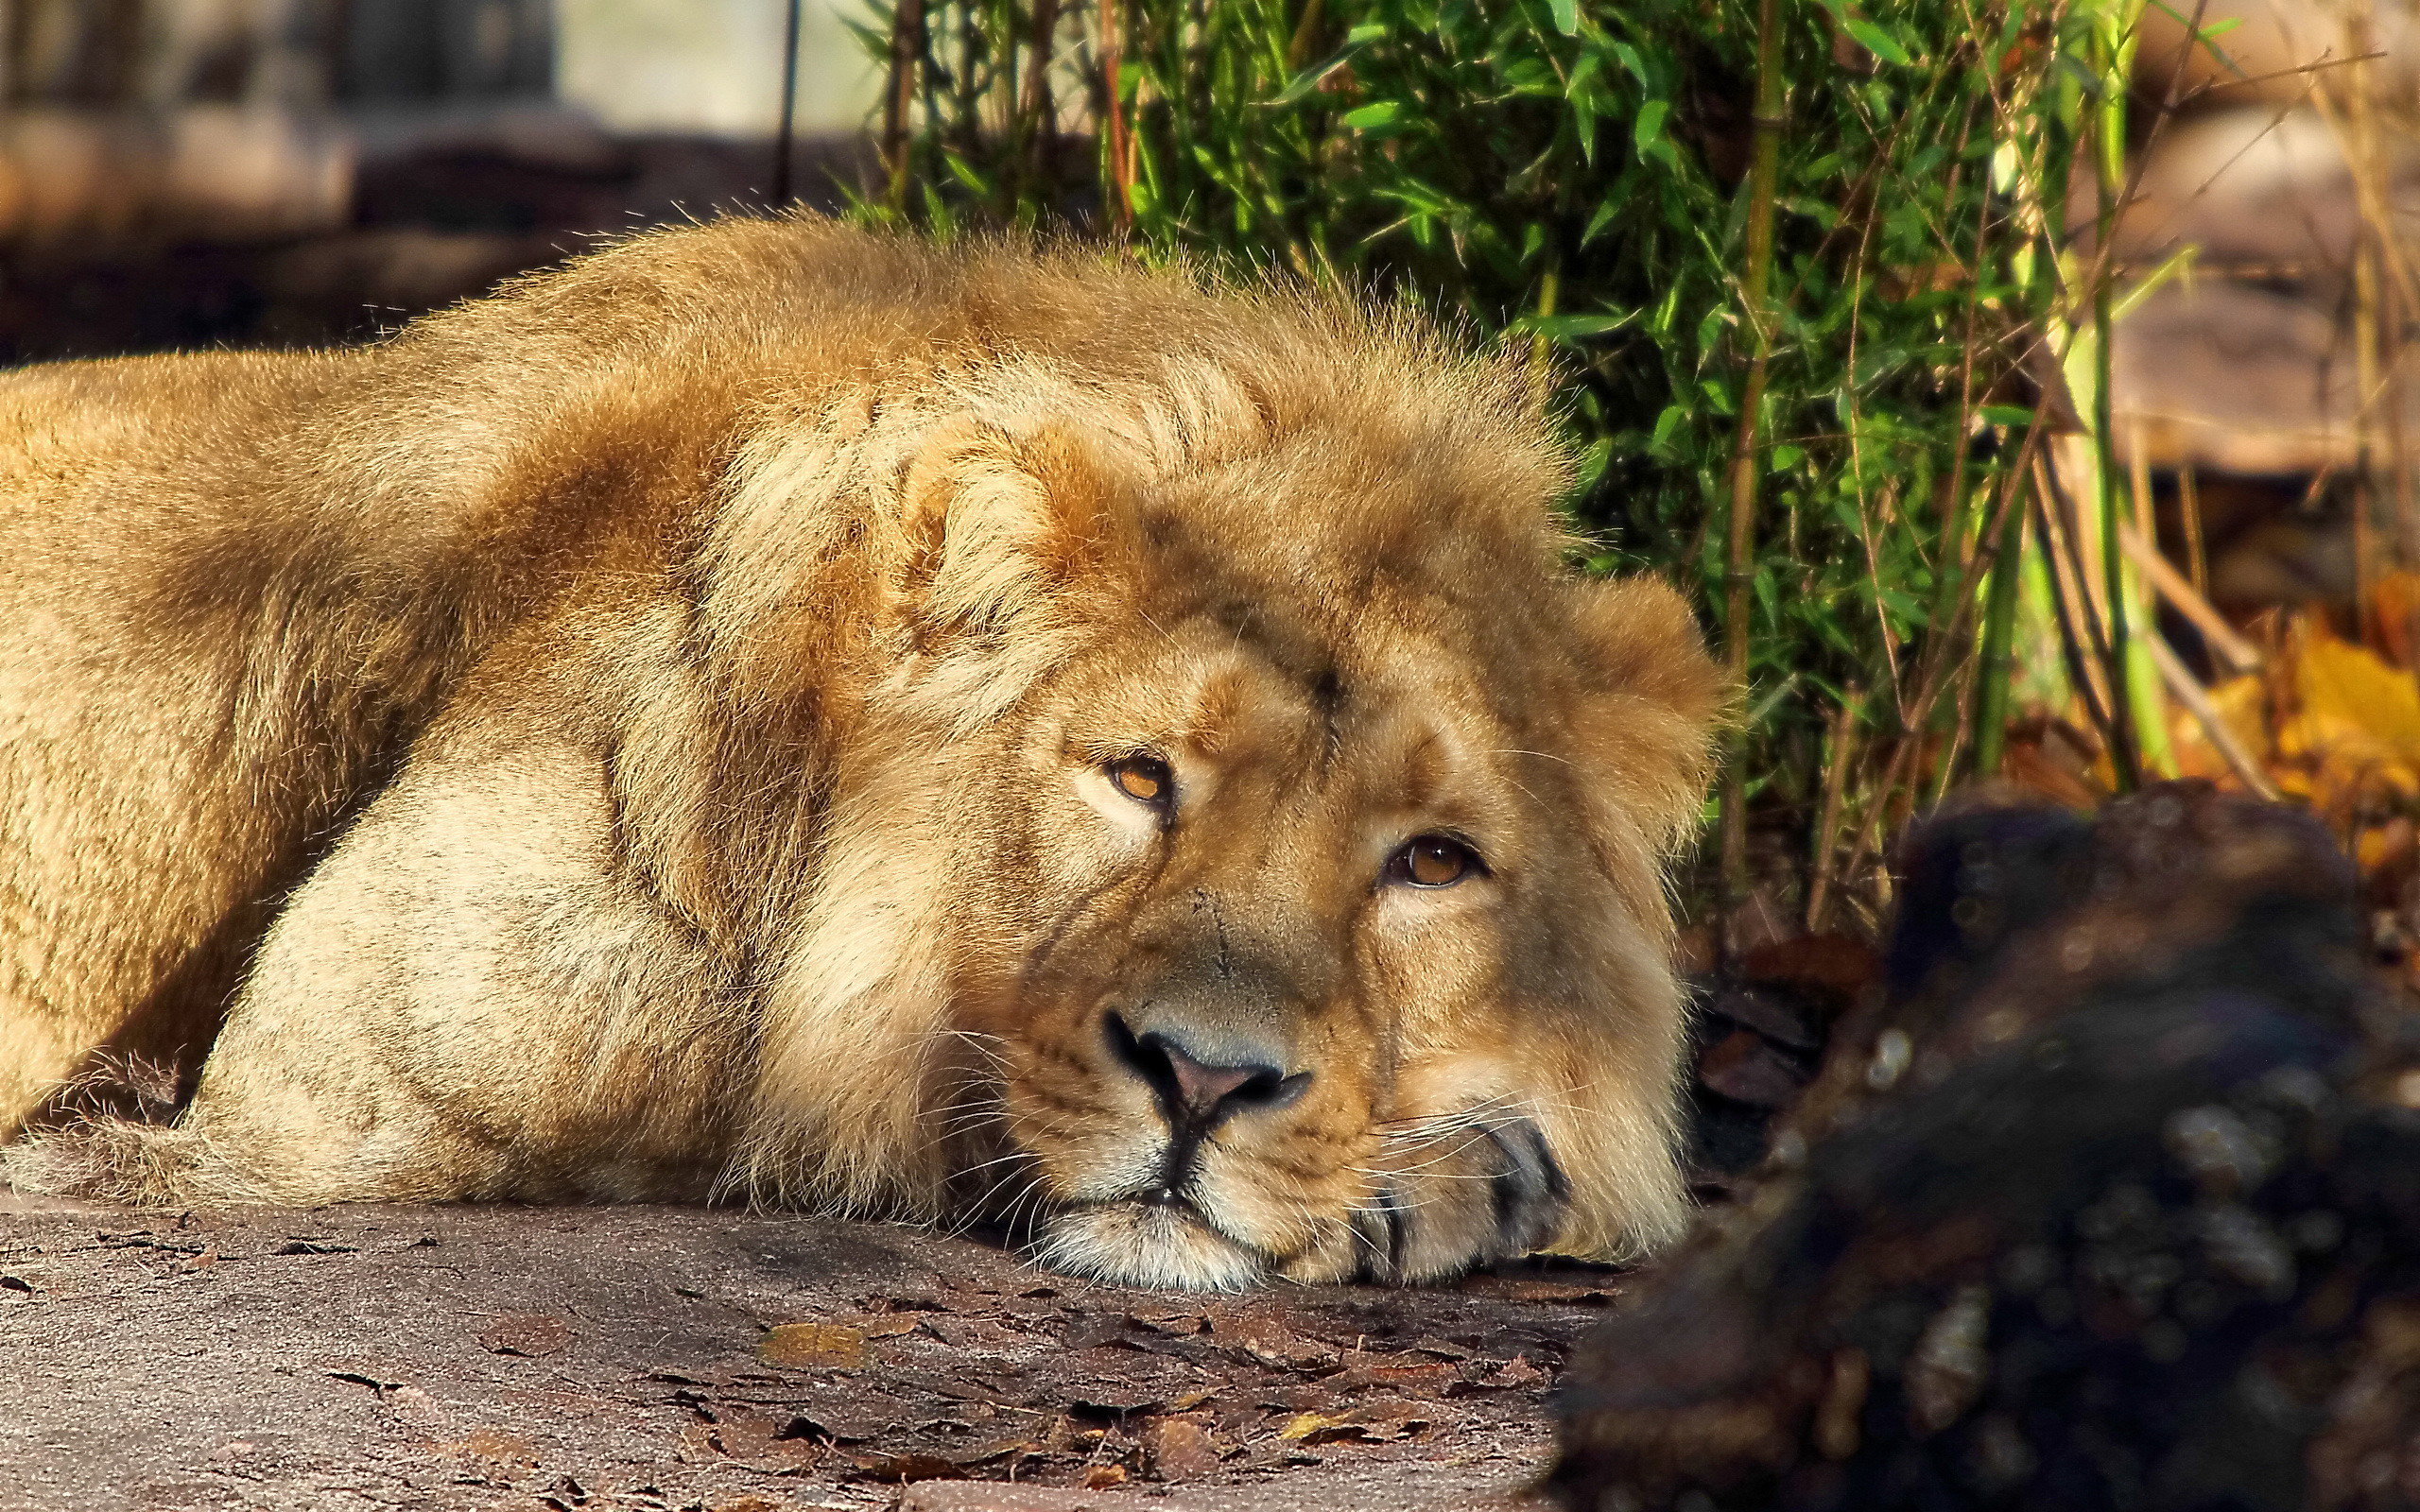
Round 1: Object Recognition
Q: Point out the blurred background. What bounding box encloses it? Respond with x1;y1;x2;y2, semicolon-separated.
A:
0;0;880;359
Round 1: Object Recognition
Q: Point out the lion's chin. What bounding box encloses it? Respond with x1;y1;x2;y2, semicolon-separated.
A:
1031;1201;1269;1292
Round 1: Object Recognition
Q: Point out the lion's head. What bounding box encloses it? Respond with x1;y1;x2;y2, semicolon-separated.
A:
716;245;1722;1290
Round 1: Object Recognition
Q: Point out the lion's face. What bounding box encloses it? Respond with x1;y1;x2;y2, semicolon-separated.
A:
915;429;1722;1290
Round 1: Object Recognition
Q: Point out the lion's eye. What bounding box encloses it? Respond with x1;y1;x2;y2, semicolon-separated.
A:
1105;754;1173;808
1393;834;1481;888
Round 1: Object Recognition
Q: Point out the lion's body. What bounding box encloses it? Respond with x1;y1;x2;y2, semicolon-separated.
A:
0;218;1720;1288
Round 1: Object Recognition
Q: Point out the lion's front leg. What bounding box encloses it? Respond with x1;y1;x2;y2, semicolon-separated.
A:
164;704;751;1207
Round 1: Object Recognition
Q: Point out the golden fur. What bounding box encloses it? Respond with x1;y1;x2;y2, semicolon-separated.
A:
0;216;1721;1288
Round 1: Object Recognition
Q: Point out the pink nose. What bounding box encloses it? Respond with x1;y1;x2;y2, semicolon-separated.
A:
1102;1011;1311;1134
1158;1040;1265;1124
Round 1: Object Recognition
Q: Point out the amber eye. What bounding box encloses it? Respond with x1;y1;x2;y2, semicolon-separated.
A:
1105;754;1173;808
1394;834;1481;888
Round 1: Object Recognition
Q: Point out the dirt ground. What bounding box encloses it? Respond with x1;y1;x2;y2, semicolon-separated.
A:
0;1194;1617;1512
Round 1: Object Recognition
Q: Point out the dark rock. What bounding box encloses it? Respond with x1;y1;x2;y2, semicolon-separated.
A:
1552;783;2420;1512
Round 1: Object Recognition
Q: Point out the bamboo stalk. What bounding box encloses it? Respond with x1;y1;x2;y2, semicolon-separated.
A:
1018;0;1062;194
2116;521;2261;675
2035;455;2120;740
2145;634;2280;799
1100;0;1132;230
1804;691;1859;934
1970;490;2028;777
2088;0;2140;790
2179;460;2207;596
884;0;927;213
772;0;804;208
1716;0;1786;906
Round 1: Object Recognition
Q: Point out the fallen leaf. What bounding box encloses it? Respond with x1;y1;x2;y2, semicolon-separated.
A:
1138;1415;1220;1480
1081;1465;1128;1489
1208;1313;1337;1371
478;1313;572;1358
1465;1353;1551;1390
1277;1411;1374;1445
707;1404;821;1468
444;1426;535;1461
761;1321;867;1370
2289;627;2420;769
1277;1397;1433;1445
1327;1358;1457;1395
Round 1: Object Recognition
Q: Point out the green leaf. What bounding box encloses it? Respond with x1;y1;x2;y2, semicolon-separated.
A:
942;151;989;195
1513;312;1636;339
1340;100;1403;130
1841;17;1911;65
1633;98;1669;159
1547;0;1579;36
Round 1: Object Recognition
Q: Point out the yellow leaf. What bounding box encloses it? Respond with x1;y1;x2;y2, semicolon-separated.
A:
2290;631;2420;768
1279;1412;1346;1441
759;1321;866;1369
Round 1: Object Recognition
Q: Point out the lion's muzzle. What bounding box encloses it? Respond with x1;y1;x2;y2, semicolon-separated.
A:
1101;1008;1310;1203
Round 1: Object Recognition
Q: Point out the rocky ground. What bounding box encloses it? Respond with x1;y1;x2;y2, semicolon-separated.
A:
0;1194;1610;1512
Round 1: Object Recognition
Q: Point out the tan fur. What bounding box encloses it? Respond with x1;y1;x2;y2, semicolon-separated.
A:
0;217;1722;1288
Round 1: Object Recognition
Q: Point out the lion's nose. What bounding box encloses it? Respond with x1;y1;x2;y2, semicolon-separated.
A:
1103;1010;1310;1134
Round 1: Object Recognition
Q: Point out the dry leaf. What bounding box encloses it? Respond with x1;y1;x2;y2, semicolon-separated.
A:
1138;1415;1220;1480
1208;1313;1336;1371
1328;1358;1457;1394
2369;568;2420;667
760;1321;867;1369
1080;1465;1128;1489
477;1313;571;1357
442;1426;535;1461
707;1404;821;1468
1473;1353;1550;1389
1276;1401;1429;1446
2288;629;2420;770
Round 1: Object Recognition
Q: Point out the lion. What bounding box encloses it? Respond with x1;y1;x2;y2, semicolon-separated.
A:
0;216;1722;1289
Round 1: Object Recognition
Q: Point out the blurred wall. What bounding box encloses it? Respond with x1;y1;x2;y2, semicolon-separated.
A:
556;0;876;137
2;1;879;126
0;0;562;108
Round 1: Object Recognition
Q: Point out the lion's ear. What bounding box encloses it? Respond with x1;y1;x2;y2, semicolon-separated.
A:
893;419;1130;642
1565;576;1729;853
